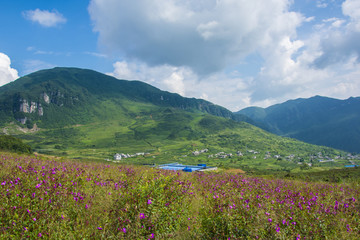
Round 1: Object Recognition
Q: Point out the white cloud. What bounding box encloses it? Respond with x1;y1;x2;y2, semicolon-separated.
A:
91;0;360;111
109;60;253;111
248;0;360;107
84;52;108;58
110;61;194;97
23;60;56;74
343;0;360;31
0;53;19;87
316;0;328;8
89;0;304;75
23;9;67;27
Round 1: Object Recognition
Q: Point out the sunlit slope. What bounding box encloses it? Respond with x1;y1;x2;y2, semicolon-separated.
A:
0;67;251;128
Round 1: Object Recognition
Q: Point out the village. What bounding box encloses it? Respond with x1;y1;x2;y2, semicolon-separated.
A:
105;148;360;171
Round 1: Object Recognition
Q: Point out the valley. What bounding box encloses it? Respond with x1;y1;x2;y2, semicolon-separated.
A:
0;67;358;175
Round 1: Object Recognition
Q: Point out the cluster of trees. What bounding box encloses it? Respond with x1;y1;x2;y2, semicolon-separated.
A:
0;135;32;154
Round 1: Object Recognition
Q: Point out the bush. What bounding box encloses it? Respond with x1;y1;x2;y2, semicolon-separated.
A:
0;135;32;153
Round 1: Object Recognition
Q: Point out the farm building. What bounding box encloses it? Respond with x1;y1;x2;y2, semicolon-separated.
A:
158;163;217;172
345;165;359;168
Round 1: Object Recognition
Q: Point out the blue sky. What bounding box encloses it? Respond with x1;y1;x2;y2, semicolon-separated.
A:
1;0;360;111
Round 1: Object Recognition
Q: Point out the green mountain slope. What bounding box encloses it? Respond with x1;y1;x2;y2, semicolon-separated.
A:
0;67;250;128
237;96;360;153
0;68;350;172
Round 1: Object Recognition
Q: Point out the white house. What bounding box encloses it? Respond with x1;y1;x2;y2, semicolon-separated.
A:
114;153;122;161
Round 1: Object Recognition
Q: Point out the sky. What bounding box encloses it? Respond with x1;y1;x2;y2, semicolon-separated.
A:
1;0;360;111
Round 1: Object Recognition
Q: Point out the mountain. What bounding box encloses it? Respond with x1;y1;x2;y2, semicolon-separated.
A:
0;68;347;172
0;67;251;128
236;96;360;153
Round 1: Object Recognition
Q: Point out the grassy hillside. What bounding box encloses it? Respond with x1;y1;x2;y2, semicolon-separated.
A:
0;67;250;128
6;101;350;173
1;151;359;239
237;96;360;153
0;68;354;173
0;135;32;154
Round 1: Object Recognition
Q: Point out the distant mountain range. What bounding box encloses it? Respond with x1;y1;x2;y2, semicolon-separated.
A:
0;67;338;167
237;96;360;153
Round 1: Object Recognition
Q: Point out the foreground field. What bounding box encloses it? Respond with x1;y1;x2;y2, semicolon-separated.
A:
1;152;359;239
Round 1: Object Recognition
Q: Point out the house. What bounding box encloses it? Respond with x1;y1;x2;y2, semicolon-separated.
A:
114;153;122;161
236;151;243;156
192;151;200;156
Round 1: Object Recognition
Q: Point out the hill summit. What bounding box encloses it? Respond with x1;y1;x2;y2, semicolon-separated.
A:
0;67;250;128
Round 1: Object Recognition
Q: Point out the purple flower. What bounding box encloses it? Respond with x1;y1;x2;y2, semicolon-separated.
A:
268;218;272;223
97;227;103;230
38;233;42;237
122;228;126;233
33;218;36;221
140;213;146;219
276;226;280;232
147;199;152;205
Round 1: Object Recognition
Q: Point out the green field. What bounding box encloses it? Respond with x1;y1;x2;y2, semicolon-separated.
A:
1;151;359;239
4;100;352;174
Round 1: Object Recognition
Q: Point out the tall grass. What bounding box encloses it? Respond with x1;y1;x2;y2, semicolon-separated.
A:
1;152;359;239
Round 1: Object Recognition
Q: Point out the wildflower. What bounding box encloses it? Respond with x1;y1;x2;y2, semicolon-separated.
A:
276;226;280;232
282;219;286;225
24;227;28;231
33;218;37;221
140;213;146;219
147;199;152;205
38;233;42;237
98;227;103;230
149;233;155;239
268;218;272;223
123;228;126;233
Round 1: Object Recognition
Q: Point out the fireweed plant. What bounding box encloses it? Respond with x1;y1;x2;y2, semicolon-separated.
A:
0;152;359;239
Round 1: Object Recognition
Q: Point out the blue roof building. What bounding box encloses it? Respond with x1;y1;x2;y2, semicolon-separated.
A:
158;163;217;172
345;165;359;168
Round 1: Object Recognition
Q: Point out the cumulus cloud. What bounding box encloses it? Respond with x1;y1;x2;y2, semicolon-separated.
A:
89;0;303;75
109;60;253;111
23;9;67;27
110;61;194;97
249;0;360;106
312;0;360;69
92;0;360;110
0;53;19;87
